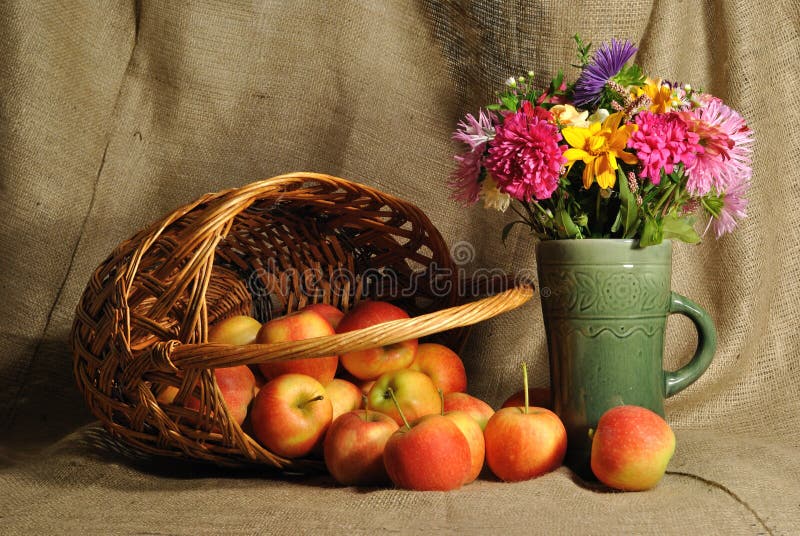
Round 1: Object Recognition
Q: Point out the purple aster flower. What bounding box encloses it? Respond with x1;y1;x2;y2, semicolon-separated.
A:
573;39;638;109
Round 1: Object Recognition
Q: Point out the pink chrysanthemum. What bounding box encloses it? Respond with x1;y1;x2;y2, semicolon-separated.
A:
681;96;754;195
448;146;484;205
708;177;749;238
627;111;699;183
484;103;566;201
452;109;497;151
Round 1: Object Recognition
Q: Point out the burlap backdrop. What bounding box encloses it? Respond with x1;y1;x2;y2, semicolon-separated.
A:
1;1;798;534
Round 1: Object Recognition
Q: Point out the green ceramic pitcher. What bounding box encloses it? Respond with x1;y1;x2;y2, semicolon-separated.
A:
536;239;716;474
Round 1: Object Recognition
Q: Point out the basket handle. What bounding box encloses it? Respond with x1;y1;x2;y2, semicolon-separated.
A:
156;283;534;371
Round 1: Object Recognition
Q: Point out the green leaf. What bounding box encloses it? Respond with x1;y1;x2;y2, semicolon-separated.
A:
486;103;502;111
639;215;663;247
661;214;701;244
554;207;581;239
549;70;564;93
610;208;623;234
613;64;646;88
616;168;640;238
501;95;519;111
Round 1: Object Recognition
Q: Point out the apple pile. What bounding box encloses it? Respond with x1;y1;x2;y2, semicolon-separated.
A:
159;300;676;492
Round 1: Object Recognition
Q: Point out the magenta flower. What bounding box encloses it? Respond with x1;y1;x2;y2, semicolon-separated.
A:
681;97;754;195
484;103;566;201
448;147;484;205
627;111;700;183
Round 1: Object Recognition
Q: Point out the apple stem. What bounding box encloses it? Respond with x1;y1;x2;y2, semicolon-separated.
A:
301;394;325;408
362;394;369;421
523;362;529;415
439;388;444;416
387;387;411;430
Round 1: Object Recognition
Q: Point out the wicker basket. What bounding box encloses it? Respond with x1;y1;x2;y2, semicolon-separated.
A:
70;172;533;470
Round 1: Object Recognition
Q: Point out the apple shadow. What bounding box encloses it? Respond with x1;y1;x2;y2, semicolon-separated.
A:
565;466;618;494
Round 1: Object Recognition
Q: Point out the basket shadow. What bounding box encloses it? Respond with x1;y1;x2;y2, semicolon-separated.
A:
37;424;331;486
39;423;400;493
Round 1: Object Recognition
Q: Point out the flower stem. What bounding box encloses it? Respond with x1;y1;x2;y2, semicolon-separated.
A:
654;183;676;213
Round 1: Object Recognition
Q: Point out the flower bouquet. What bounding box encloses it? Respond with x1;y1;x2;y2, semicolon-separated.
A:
450;36;753;247
449;36;752;472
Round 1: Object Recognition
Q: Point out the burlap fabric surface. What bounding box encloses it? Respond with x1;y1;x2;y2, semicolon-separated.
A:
1;1;798;534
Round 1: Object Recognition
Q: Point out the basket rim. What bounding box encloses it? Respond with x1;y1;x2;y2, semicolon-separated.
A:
155;282;534;371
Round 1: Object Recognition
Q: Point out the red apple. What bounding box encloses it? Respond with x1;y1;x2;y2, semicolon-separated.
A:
590;405;676;491
366;369;440;426
256;309;338;385
323;409;399;486
182;366;257;426
383;413;472;491
442;392;495;431
501;387;552;410
250;373;332;458
443;410;485;484
336;301;418;380
303;303;345;329
408;343;467;395
208;315;262;345
484;363;566;482
484;406;567;482
325;378;363;422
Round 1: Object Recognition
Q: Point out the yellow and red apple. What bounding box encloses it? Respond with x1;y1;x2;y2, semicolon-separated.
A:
250;373;332;458
336;301;418;380
366;369;440;426
590;405;675;491
383;413;472;491
442;392;495;431
408;343;467;395
302;303;345;330
323;409;399;486
443;409;485;484
484;406;567;482
208;315;262;346
256;309;338;385
325;378;363;422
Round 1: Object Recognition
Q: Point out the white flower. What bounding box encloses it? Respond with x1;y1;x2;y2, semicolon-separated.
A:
505;76;517;88
551;104;590;128
481;175;511;212
587;108;610;124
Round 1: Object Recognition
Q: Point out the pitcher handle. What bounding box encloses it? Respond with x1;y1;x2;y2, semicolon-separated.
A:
664;292;717;397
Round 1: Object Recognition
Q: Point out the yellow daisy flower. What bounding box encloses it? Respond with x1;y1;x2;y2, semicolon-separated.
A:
562;111;639;189
635;78;682;113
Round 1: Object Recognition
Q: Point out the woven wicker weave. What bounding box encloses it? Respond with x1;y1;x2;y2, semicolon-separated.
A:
70;172;533;469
